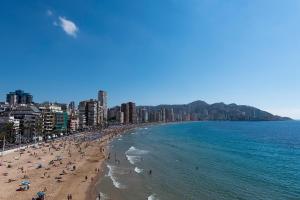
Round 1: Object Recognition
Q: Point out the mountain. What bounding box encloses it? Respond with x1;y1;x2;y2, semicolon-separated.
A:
139;100;291;121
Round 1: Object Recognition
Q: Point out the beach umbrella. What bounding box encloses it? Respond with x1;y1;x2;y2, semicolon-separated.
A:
21;180;30;185
37;191;45;197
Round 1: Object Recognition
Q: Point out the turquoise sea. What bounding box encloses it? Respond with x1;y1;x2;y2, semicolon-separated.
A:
95;121;300;200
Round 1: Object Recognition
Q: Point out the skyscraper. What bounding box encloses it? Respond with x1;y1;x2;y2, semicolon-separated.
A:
86;99;98;127
78;101;88;130
121;103;130;124
98;90;107;108
98;90;108;122
128;102;137;124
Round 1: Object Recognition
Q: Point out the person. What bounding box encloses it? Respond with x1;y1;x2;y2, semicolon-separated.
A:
149;169;152;175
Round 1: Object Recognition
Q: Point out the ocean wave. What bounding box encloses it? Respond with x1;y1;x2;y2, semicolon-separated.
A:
126;155;140;165
148;194;159;200
134;167;143;174
106;164;126;189
126;146;149;155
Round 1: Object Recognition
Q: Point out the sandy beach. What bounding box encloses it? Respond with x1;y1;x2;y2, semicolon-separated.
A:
0;125;137;200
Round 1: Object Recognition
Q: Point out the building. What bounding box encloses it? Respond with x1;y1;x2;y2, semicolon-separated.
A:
121;102;137;124
98;90;108;122
86;99;98;127
39;103;68;134
9;105;41;141
39;106;55;134
121;103;130;124
0;102;9;113
68;114;79;133
161;108;166;123
68;101;76;114
55;111;68;132
98;90;107;108
116;111;124;124
6;90;33;105
97;104;105;125
78;101;88;130
138;108;148;123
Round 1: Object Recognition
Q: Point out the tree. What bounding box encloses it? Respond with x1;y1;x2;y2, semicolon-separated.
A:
0;122;15;144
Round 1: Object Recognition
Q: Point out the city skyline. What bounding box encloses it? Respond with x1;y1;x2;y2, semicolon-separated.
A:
1;0;300;119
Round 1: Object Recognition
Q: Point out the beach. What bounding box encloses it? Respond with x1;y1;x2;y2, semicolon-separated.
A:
0;125;137;200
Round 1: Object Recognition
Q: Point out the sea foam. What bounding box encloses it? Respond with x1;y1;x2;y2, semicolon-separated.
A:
125;146;148;165
148;194;159;200
106;164;126;189
134;167;143;174
126;146;149;155
96;192;108;200
126;155;140;165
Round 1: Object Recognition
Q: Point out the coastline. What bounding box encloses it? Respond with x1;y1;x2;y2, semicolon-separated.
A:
0;124;143;200
85;123;156;200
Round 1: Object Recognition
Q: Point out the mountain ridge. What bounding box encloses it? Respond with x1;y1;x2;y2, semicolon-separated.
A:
138;100;291;121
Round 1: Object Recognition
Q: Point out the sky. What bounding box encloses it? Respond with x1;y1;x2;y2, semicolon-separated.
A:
0;0;300;119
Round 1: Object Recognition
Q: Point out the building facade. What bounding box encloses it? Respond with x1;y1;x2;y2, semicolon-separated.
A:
6;90;33;105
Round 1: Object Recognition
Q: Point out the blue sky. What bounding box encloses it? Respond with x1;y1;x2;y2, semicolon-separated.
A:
0;0;300;118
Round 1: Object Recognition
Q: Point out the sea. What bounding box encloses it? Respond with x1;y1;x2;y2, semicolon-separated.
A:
94;121;300;200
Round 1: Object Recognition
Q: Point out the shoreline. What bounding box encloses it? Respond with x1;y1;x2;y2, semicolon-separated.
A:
0;124;147;200
85;123;155;200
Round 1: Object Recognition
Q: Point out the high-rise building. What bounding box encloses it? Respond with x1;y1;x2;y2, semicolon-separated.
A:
68;101;76;113
138;108;148;123
98;90;108;121
6;90;33;105
116;111;124;124
68;116;79;133
121;103;130;124
86;99;98;127
39;103;68;134
78;101;87;130
128;102;137;124
98;90;107;107
10;105;41;140
161;108;166;122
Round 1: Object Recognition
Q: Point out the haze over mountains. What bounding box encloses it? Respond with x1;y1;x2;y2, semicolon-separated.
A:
140;100;291;121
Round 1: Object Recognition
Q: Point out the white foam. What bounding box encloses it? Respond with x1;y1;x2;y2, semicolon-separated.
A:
126;155;140;165
100;192;108;200
96;192;108;200
106;164;126;189
134;167;143;174
125;146;148;165
126;146;149;155
148;194;159;200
